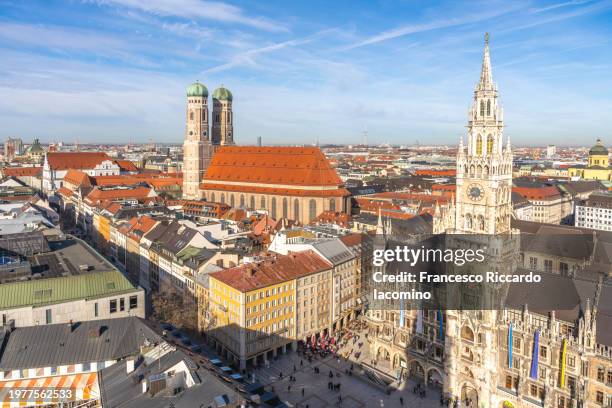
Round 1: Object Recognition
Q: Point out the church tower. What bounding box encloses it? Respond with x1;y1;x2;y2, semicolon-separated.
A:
442;34;518;408
183;81;214;199
212;86;234;146
454;33;513;235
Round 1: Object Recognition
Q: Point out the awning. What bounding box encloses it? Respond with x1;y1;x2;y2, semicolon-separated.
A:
0;372;99;407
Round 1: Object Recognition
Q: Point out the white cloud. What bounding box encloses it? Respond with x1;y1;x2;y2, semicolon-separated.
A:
342;6;523;50
92;0;288;32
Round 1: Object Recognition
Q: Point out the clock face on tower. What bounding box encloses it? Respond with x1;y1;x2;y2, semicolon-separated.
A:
467;183;485;201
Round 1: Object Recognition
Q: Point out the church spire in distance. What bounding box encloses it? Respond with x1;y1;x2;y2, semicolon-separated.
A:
478;32;494;91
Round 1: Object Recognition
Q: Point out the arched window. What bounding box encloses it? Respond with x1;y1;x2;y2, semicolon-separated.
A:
230;195;235;207
220;193;225;204
282;198;288;218
189;111;194;121
479;100;485;117
486;99;491;116
250;196;255;209
461;326;475;342
329;199;336;212
308;199;317;221
478;215;485;231
487;135;494;154
465;214;472;230
271;197;277;219
294;199;300;220
476;135;482;155
261;196;266;209
239;194;245;208
477;165;482;177
211;193;215;202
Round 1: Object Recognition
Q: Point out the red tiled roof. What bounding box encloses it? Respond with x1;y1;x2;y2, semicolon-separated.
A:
200;183;350;197
339;233;364;247
204;146;343;187
432;184;456;192
125;215;157;241
85;186;153;203
210;250;332;292
2;166;42;177
310;211;351;227
148;178;182;188
63;169;92;188
414;169;456;177
47;152;112;170
513;186;561;200
57;186;74;197
115;160;139;172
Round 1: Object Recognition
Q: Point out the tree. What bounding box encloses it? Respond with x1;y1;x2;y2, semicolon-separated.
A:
151;286;197;331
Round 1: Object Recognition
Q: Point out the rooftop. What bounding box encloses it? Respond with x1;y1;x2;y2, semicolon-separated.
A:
0;317;160;370
210;250;331;292
203;146;344;187
46;152;113;171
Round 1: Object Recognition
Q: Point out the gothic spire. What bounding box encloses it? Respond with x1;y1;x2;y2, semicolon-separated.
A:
478;33;493;90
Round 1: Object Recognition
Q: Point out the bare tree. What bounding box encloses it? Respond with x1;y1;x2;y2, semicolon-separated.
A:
151;286;197;331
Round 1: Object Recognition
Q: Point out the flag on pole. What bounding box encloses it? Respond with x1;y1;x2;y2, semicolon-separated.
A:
508;323;513;368
530;330;540;379
560;339;567;387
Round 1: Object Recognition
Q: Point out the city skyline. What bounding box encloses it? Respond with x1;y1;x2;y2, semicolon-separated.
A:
1;0;611;145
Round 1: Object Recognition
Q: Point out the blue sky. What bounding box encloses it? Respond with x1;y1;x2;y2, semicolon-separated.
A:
0;0;611;146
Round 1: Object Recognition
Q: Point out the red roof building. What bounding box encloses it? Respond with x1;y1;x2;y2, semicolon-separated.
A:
200;146;350;224
210;250;331;292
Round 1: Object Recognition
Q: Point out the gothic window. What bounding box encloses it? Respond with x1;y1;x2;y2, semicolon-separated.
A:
211;193;215;202
476;135;483;155
461;326;474;342
294;199;300;220
477;165;482;177
479;100;485;117
271;197;277;219
470;165;475;175
309;199;317;221
261;196;266;209
250;196;255;209
230;194;235;207
282;198;288;218
487;135;494;154
220;193;225;204
329;199;336;212
486;99;491;116
465;214;473;230
478;215;485;231
484;165;489;175
240;194;245;208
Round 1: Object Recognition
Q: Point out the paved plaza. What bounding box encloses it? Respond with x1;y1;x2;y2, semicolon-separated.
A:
252;345;444;408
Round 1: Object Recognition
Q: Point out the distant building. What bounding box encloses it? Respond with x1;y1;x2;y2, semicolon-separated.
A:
26;138;45;164
568;139;612;181
546;144;556;158
513;184;571;224
575;192;612;231
43;152;121;192
3;137;23;162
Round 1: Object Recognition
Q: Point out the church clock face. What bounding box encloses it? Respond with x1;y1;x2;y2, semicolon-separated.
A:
467;183;485;201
